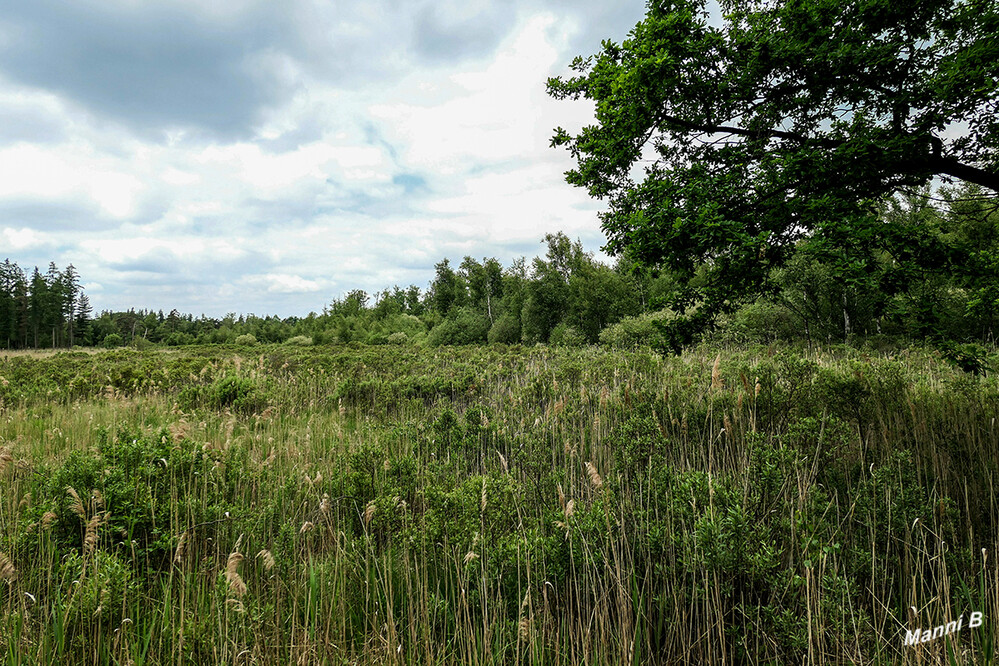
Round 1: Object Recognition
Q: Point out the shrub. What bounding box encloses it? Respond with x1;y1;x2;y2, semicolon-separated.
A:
206;375;268;412
284;335;313;347
102;333;124;349
488;312;521;344
387;332;409;345
726;301;799;343
382;314;427;342
428;308;490;346
234;334;257;346
598;309;673;349
179;374;269;413
163;332;194;347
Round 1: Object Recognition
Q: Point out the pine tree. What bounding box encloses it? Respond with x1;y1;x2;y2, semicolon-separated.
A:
75;293;92;346
61;264;81;347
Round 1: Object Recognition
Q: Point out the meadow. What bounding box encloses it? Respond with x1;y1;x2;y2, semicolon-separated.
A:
0;342;996;665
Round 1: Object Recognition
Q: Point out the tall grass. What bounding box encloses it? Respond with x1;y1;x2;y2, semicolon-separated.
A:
0;342;995;664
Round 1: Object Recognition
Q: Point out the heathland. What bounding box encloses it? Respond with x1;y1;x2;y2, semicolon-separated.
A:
0;342;995;664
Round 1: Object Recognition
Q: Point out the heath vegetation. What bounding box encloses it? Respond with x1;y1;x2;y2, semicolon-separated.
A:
0;341;996;664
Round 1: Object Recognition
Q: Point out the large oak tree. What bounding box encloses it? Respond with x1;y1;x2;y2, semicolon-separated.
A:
548;0;999;349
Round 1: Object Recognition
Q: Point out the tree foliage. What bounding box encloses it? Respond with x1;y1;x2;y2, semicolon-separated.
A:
0;259;91;349
548;0;999;349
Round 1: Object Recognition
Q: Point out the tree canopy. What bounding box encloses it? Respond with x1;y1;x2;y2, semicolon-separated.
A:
548;0;999;349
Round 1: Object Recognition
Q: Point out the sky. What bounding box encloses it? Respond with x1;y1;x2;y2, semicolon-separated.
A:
0;0;650;317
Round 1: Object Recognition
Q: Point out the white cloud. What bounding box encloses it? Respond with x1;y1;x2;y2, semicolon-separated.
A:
0;144;144;219
2;226;45;250
0;1;648;316
370;14;565;173
248;273;324;294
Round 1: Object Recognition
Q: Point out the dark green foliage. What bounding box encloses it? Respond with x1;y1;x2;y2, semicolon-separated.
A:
487;311;520;344
101;333;123;348
609;402;667;481
0;260;90;349
548;0;999;348
939;341;992;376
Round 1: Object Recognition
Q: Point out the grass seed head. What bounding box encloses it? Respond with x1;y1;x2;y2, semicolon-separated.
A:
257;549;275;571
0;551;15;581
585;462;603;490
518;617;531;641
226;552;247;597
564;499;575;518
0;447;13;474
66;486;86;520
83;514;102;556
711;353;723;390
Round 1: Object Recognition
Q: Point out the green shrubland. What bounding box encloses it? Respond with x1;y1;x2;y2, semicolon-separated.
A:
0;342;995;664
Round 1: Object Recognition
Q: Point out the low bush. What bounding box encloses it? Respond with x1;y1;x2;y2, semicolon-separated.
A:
428;308;490;346
102;333;123;348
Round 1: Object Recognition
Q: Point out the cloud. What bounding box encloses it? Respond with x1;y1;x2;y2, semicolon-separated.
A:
0;0;650;317
0;1;291;139
412;1;517;62
2;226;46;251
242;273;324;295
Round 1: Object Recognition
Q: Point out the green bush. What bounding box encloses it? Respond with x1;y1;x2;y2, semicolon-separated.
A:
23;427;223;569
487;313;521;344
234;334;258;346
428;308;490;346
727;301;799;343
178;374;269;413
284;335;313;346
598;309;673;349
102;333;124;349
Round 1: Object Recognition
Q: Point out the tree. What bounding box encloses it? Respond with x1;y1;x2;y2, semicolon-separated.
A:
429;259;465;316
28;268;46;348
519;234;591;343
61;264;81;346
75;293;93;345
567;263;642;343
548;0;999;349
0;260;27;348
328;290;369;319
458;257;504;323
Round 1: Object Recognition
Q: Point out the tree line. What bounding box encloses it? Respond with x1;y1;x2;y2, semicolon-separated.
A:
0;260;91;349
3;184;996;354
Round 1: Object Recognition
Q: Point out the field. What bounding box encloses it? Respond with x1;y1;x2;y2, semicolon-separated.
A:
0;342;996;665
